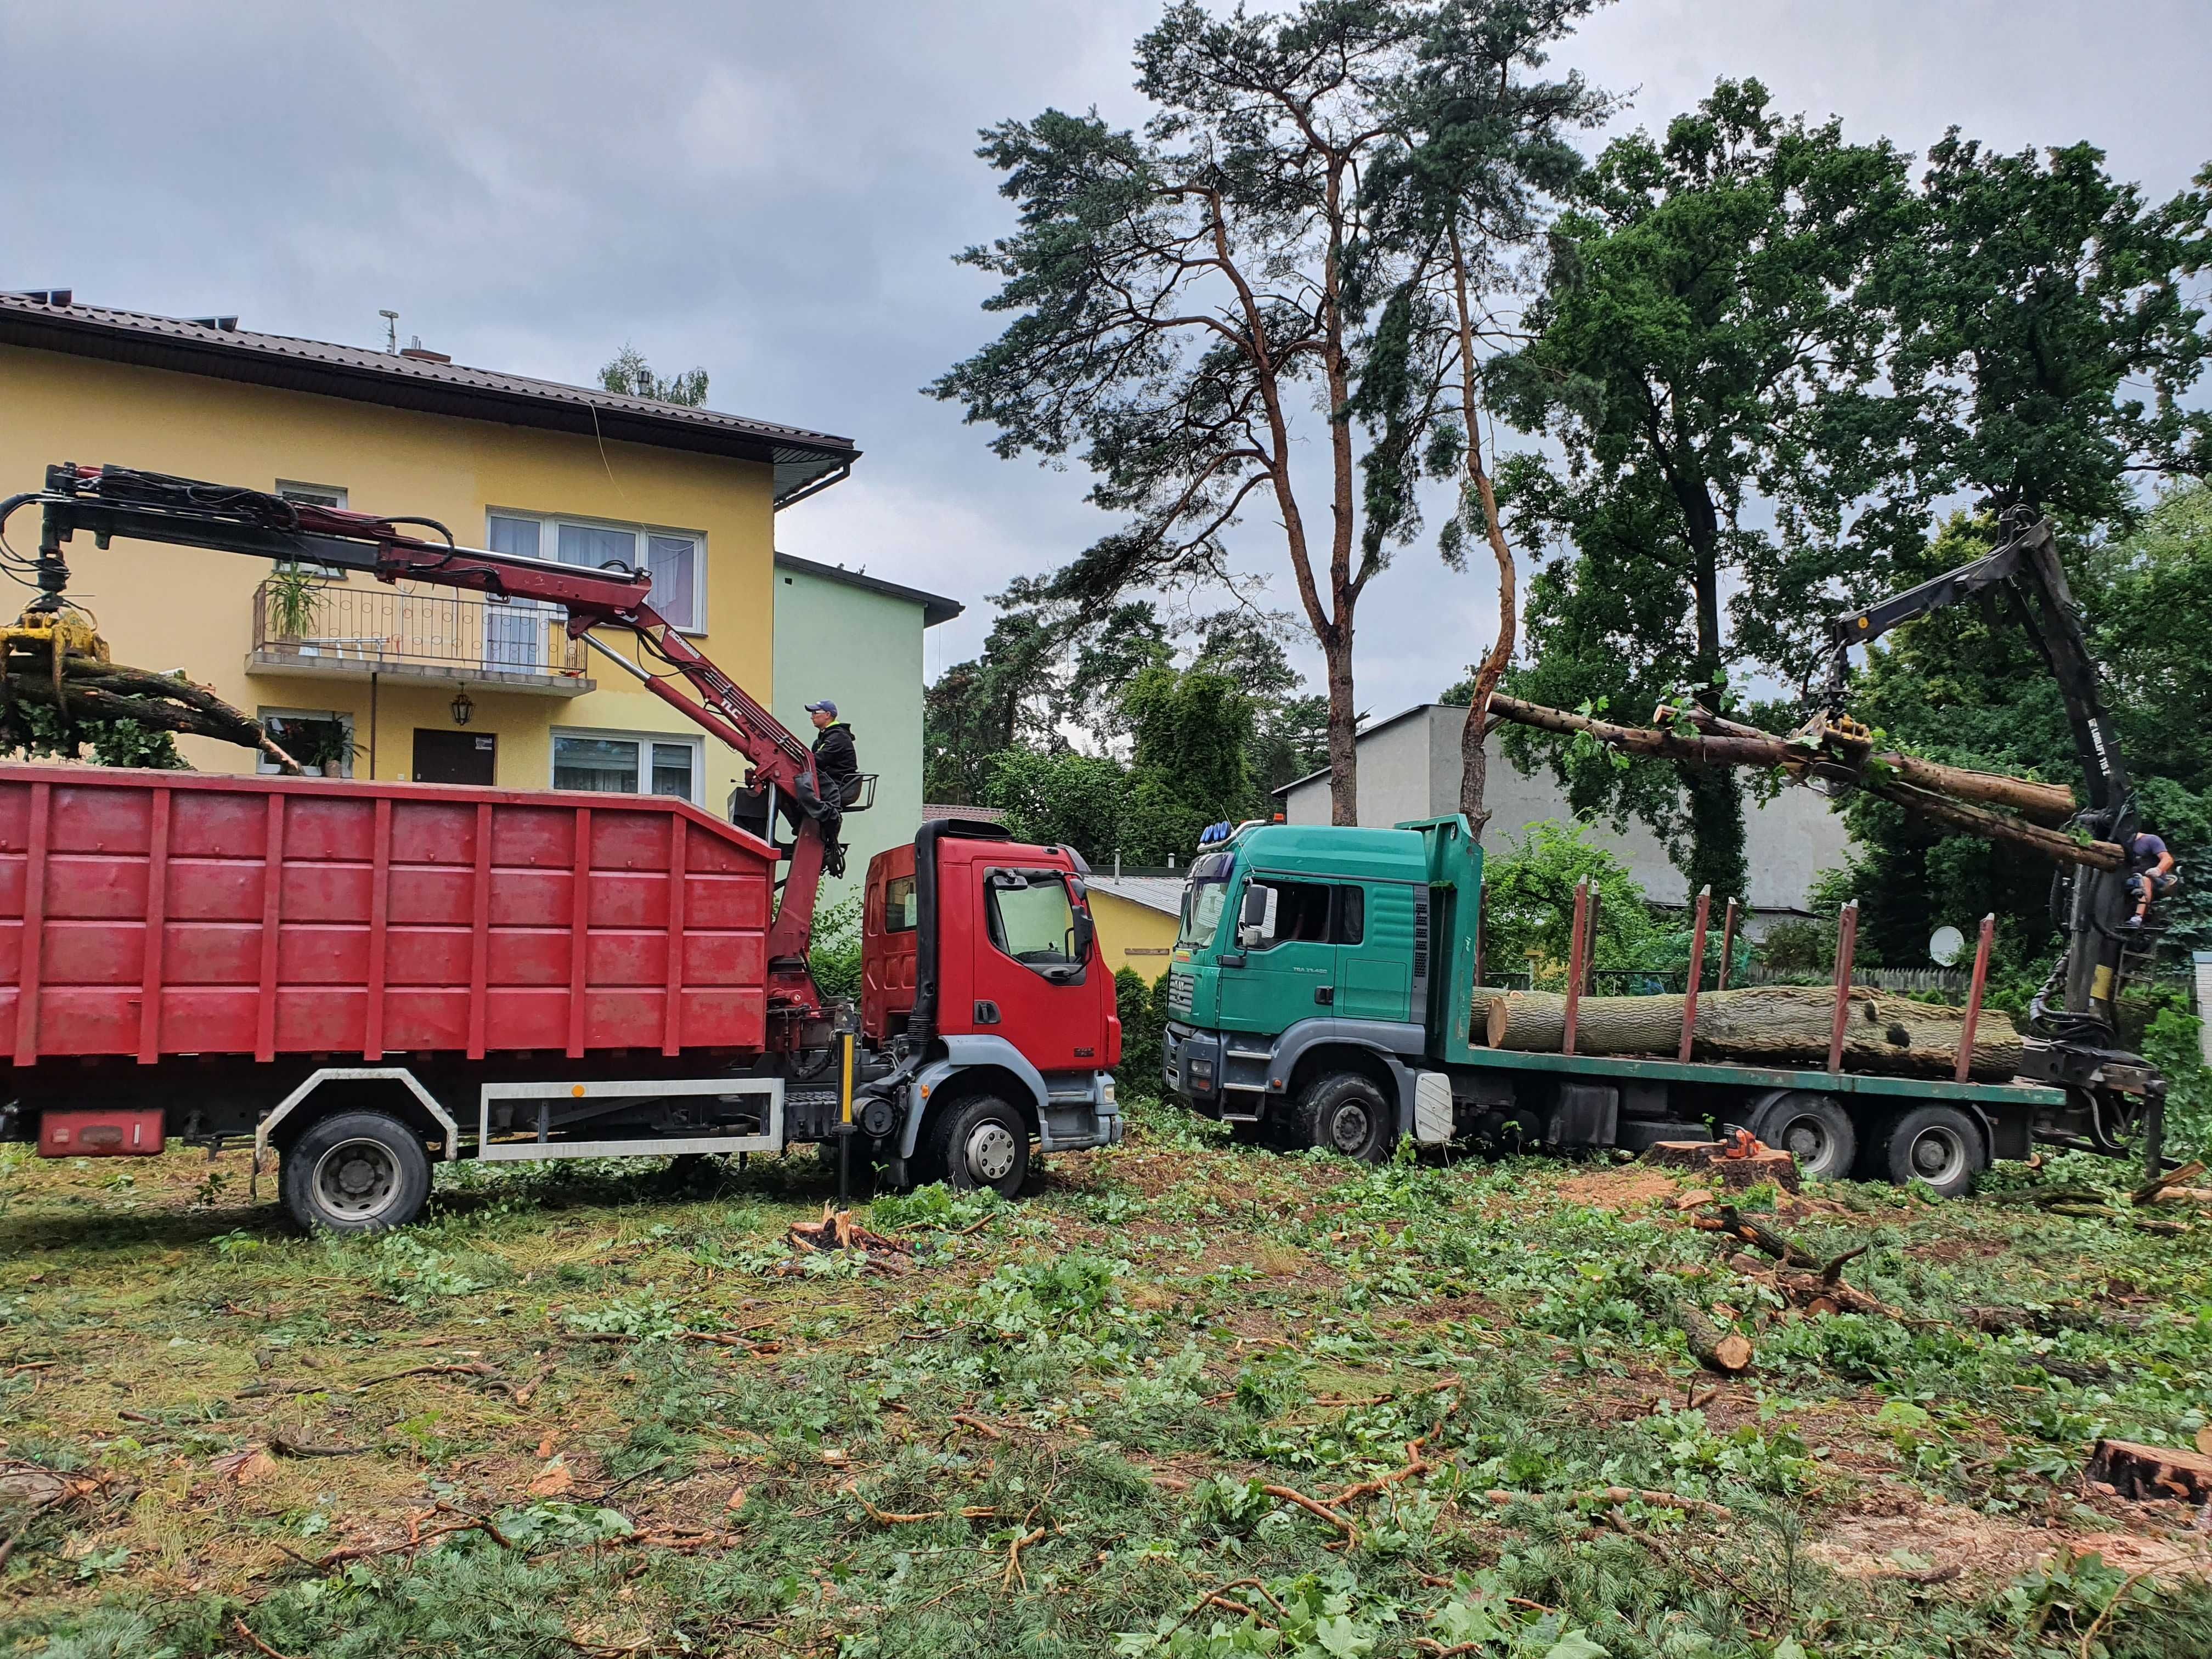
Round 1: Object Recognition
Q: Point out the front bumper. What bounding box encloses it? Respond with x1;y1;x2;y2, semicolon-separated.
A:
1038;1071;1125;1151
1162;1022;1225;1116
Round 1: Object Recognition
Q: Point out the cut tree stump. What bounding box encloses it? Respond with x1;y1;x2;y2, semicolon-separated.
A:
1485;984;2022;1081
1641;1140;1802;1194
2085;1438;2212;1503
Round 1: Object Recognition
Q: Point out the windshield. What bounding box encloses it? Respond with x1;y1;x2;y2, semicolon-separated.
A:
1176;851;1236;949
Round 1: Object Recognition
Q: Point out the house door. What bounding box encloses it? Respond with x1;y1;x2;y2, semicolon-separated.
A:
413;729;496;785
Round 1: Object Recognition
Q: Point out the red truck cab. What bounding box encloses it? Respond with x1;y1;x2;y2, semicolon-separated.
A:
861;818;1121;1188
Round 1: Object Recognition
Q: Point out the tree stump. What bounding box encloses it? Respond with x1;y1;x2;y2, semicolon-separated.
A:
1641;1139;1802;1194
2085;1438;2212;1503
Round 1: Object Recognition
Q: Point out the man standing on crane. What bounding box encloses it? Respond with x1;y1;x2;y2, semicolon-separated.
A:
806;700;859;805
2123;828;2179;929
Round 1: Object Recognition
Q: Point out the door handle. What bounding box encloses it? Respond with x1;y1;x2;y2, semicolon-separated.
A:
1314;986;1334;1006
973;1000;1001;1025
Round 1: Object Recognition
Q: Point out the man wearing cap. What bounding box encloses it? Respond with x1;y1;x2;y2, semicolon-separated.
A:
806;700;860;807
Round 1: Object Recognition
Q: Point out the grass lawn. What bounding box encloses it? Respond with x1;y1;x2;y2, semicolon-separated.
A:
4;1099;2211;1657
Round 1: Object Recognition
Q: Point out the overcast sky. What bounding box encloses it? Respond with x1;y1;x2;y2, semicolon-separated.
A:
7;1;2208;719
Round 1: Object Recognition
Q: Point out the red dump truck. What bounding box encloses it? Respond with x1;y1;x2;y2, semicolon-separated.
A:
0;465;1122;1229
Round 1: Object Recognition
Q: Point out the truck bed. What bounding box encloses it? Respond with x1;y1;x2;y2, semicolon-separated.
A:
1454;1043;2067;1113
0;766;776;1065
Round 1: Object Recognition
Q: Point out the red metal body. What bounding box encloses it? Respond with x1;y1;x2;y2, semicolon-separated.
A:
0;766;775;1066
861;838;1120;1074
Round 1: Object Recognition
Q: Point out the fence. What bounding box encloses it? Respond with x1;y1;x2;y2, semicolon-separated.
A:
252;580;589;682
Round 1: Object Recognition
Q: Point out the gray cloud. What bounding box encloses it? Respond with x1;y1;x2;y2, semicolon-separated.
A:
5;0;2205;709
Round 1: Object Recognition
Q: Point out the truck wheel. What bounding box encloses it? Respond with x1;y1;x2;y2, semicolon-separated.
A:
281;1110;431;1233
933;1095;1030;1199
1298;1073;1394;1163
1882;1104;1986;1198
1749;1091;1856;1182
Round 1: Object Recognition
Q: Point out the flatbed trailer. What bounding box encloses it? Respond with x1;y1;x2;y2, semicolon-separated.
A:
1161;815;2156;1195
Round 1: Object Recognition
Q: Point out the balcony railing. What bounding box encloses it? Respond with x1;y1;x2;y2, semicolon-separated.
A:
249;579;594;696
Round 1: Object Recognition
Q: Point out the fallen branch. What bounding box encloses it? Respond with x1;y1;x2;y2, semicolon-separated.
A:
231;1616;304;1659
952;1413;1008;1441
1329;1440;1432;1507
1002;1523;1051;1590
5;657;303;773
267;1432;374;1458
2132;1159;2205;1205
1261;1483;1361;1544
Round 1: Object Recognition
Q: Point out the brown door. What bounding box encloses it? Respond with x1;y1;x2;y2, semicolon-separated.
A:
413;729;496;785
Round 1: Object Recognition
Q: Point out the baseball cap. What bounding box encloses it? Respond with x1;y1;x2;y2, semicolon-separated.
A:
805;699;838;717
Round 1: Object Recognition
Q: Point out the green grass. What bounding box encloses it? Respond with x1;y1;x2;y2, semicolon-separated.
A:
4;1103;2212;1657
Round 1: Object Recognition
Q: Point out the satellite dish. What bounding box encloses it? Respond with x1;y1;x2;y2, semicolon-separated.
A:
1928;925;1965;967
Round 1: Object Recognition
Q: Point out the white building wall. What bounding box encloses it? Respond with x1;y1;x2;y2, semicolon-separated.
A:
1280;704;1852;913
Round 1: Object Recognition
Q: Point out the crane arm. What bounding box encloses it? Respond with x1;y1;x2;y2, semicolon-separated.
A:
5;462;831;1013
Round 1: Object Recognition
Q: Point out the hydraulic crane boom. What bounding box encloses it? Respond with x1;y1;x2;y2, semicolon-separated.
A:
3;462;834;1018
1819;510;2165;1164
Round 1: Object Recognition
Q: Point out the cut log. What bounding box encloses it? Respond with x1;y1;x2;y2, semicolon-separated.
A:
1676;1303;1753;1373
1485;984;2022;1081
1487;694;2118;871
2084;1438;2212;1503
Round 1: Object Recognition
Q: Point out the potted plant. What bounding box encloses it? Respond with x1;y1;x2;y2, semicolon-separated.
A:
265;563;324;645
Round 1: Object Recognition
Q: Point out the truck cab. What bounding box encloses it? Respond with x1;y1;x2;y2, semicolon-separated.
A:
1163;821;1444;1159
861;817;1122;1192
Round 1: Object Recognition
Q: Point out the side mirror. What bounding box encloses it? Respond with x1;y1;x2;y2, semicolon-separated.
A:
1069;904;1096;962
1237;884;1278;947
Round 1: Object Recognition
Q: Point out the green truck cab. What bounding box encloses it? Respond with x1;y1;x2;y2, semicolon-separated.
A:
1162;816;2092;1195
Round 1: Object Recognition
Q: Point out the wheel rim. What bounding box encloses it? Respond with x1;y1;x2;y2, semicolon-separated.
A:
1777;1113;1833;1169
963;1121;1019;1183
1907;1124;1968;1187
313;1137;403;1223
1327;1101;1372;1154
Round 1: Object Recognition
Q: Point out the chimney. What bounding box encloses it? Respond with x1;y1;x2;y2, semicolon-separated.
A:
399;335;451;364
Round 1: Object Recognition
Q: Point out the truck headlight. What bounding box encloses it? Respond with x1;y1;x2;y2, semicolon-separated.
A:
1187;1057;1215;1090
1099;1079;1117;1108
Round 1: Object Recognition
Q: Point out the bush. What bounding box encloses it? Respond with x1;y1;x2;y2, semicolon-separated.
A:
1115;967;1167;1096
809;893;862;1003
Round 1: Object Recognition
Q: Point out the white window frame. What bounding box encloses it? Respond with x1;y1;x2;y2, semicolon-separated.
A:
550;727;706;806
275;481;348;510
257;706;357;778
485;507;707;635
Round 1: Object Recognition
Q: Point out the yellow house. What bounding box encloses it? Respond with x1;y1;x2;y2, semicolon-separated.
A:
1082;874;1183;981
0;293;858;808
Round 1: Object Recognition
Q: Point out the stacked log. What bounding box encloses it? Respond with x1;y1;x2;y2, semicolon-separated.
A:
1482;984;2021;1081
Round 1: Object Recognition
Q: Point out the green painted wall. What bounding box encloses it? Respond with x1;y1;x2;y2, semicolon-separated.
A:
771;558;932;908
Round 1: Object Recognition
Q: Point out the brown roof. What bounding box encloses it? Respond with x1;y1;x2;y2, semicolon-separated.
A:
0;293;859;506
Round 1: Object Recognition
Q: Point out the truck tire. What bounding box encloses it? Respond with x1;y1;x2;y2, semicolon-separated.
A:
1882;1104;1986;1198
1747;1091;1856;1182
281;1110;431;1233
1298;1073;1394;1163
933;1094;1030;1199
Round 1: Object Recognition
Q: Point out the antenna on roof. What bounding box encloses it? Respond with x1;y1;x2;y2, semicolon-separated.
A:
379;309;399;354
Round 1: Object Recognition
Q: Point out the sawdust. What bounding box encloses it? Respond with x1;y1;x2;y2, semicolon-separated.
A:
1550;1168;1682;1211
1810;1485;2212;1589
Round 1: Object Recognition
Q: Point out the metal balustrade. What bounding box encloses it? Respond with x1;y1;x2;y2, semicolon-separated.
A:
250;578;593;695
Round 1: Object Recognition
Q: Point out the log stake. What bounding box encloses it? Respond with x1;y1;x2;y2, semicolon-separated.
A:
1562;880;1590;1057
1826;901;1859;1075
1679;885;1711;1063
1955;913;1995;1085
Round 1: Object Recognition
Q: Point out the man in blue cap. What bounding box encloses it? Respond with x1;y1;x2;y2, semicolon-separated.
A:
805;699;860;807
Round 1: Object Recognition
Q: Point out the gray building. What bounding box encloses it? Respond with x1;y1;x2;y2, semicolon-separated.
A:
1273;703;1851;922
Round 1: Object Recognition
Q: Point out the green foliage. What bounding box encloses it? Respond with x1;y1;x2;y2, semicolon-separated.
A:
1479;818;1654;987
1119;664;1254;865
808;893;863;1003
1115;967;1167;1096
980;749;1126;860
2143;1002;2212;1158
0;696;184;771
597;343;708;407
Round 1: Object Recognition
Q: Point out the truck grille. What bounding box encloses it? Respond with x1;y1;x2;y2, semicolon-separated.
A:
1167;969;1194;1018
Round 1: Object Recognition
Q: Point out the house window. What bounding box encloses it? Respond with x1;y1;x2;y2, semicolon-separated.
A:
259;708;356;777
487;509;704;631
276;481;347;510
551;730;702;804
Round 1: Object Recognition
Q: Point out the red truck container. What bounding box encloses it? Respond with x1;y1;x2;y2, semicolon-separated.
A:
0;770;1123;1231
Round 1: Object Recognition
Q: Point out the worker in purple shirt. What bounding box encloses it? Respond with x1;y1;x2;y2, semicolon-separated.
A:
2122;829;2178;929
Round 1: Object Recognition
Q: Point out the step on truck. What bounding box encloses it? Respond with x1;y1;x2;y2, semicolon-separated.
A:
1160;816;2159;1195
0;465;1120;1230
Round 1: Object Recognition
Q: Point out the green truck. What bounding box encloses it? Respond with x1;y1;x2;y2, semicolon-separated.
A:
1160;815;2156;1196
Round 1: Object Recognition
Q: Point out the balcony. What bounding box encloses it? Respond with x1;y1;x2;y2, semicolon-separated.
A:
247;579;595;696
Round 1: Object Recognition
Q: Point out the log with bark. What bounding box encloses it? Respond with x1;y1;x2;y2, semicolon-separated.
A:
1483;984;2022;1080
1484;693;2117;871
2;655;301;772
